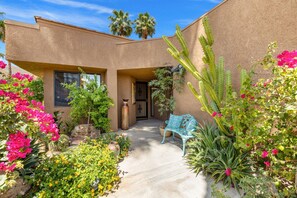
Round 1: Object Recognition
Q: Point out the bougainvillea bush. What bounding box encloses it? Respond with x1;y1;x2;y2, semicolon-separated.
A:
0;60;59;191
242;47;297;196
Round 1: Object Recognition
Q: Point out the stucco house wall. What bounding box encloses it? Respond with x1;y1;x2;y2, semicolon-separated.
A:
4;0;297;131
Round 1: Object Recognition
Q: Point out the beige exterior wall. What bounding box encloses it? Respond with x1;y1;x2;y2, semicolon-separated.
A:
4;0;297;130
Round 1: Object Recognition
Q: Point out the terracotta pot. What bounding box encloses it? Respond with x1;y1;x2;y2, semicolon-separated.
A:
121;99;129;130
159;127;172;137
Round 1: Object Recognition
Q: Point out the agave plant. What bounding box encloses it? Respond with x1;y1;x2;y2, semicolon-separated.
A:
187;123;252;191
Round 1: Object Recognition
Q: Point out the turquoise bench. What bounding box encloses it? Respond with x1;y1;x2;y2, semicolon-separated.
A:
161;114;198;155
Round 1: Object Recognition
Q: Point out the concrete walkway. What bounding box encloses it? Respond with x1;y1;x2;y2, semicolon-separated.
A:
108;119;239;198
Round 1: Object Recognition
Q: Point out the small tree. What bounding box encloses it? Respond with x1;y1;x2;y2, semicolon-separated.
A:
134;12;156;39
149;67;185;119
64;73;114;133
108;10;133;37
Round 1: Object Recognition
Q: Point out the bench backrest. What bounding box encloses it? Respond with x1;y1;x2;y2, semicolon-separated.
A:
181;114;198;135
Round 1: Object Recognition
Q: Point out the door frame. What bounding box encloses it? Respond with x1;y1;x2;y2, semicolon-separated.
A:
136;82;148;119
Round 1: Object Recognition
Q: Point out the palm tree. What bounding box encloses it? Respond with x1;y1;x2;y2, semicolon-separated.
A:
108;10;133;37
0;12;5;59
134;12;156;39
0;12;5;42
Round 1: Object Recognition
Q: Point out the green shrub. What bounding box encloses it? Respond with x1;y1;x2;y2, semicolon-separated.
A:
64;73;113;132
92;133;131;159
32;141;120;197
239;175;280;198
28;78;44;102
187;123;252;191
48;134;70;152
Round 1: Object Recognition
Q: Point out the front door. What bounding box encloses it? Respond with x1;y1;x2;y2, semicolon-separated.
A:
136;82;148;120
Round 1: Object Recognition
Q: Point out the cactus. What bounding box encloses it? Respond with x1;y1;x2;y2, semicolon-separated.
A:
163;17;237;136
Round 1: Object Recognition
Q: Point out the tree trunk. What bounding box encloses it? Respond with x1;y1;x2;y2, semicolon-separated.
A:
8;61;11;76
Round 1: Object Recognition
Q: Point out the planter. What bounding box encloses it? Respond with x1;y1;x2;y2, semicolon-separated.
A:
159;127;172;137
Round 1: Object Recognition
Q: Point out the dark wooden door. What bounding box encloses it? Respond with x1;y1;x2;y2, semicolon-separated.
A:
135;82;148;119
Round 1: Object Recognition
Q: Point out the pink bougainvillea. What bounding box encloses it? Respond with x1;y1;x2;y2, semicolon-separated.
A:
0;61;6;69
6;131;32;162
0;162;16;172
0;60;60;174
264;161;271;168
277;50;297;68
262;150;269;158
272;149;278;155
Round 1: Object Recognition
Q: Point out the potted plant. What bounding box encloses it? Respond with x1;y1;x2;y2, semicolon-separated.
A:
149;66;185;137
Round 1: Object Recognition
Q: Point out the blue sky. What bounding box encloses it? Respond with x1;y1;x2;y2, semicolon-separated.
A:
0;0;221;55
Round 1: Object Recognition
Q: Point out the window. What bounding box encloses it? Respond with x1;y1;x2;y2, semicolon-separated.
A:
54;71;101;106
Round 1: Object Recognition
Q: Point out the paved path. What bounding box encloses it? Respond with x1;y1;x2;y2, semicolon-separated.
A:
108;119;239;198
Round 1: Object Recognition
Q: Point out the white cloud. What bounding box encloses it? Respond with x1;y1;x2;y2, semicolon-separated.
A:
176;19;194;26
1;5;108;30
41;0;113;14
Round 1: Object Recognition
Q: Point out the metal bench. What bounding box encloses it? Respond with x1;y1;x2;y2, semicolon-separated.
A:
161;114;198;155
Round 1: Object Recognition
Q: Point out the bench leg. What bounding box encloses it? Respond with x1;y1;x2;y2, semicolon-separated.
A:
182;138;187;156
172;132;175;142
161;129;167;144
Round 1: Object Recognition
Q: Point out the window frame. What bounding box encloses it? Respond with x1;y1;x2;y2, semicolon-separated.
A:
54;71;101;107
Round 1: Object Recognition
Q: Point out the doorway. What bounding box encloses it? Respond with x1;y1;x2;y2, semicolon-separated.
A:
135;82;148;120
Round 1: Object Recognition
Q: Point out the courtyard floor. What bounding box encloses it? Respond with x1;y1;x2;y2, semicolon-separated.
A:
108;119;240;198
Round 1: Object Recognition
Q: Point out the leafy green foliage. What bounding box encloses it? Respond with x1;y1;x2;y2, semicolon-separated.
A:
134;12;156;39
53;111;75;136
28;78;44;102
31;141;120;197
239;175;280;198
64;74;114;132
187;123;252;191
149;67;185;116
0;11;4;58
108;10;133;37
94;133;131;159
48;134;70;152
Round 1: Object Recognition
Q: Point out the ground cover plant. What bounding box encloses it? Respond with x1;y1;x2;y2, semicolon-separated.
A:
0;61;59;192
31;134;131;197
164;17;297;196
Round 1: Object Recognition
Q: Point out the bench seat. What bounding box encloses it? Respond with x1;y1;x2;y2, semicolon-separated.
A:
161;114;198;155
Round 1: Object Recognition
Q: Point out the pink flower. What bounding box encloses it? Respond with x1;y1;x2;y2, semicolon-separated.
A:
225;168;232;176
277;50;297;68
264;161;270;167
0;79;7;84
262;150;269;158
12;83;19;87
0;162;16;172
211;112;217;117
22;88;30;95
217;113;223;118
6;131;32;162
0;61;6;69
272;149;278;155
241;94;246;99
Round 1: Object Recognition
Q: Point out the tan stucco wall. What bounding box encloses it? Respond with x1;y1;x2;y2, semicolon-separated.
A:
4;0;297;129
117;74;137;128
173;0;297;121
